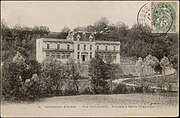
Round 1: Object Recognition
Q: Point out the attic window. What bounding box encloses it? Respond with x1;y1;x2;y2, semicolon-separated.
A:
77;34;81;41
89;35;93;41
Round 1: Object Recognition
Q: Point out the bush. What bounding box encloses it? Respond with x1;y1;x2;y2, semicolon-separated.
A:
24;74;42;100
112;84;128;94
81;87;94;94
92;80;110;94
63;88;79;96
2;60;44;101
40;57;64;96
89;54;115;94
2;61;27;101
134;86;143;93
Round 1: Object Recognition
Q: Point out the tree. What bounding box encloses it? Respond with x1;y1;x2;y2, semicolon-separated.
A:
21;59;41;82
93;17;109;38
65;58;80;92
25;74;41;100
2;59;44;101
41;57;64;96
94;17;109;26
144;54;160;68
1;20;51;62
2;60;27;100
88;53;112;94
160;56;170;75
86;25;95;32
61;27;71;33
74;26;87;32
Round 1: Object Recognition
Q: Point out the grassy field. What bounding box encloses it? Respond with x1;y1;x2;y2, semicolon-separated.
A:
1;93;178;117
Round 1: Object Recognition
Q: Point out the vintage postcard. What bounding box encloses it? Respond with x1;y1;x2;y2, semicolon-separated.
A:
1;1;179;117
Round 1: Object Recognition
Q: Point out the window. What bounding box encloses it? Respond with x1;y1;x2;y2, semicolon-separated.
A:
113;54;116;60
67;53;71;59
67;45;70;50
84;45;86;50
57;44;60;49
97;46;99;50
105;46;108;50
57;53;61;59
105;54;108;60
103;53;105;59
82;55;85;61
46;52;50;57
77;44;80;50
62;53;65;59
90;45;92;50
47;44;50;49
89;35;93;41
99;53;103;59
77;34;81;41
90;52;92;59
109;54;113;59
77;52;80;59
114;46;116;51
52;52;55;57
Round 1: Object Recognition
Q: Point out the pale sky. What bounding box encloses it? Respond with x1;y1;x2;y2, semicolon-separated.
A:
2;1;146;32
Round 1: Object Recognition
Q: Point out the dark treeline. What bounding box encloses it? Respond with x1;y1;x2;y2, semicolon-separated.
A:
1;17;178;69
1;21;50;61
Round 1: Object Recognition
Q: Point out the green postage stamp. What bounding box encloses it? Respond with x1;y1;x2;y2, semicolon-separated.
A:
151;2;178;33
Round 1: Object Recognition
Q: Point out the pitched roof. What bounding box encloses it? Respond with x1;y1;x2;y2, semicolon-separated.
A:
73;31;95;41
42;38;73;43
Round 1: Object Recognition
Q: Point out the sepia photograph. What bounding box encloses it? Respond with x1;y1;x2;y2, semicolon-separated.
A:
1;1;179;117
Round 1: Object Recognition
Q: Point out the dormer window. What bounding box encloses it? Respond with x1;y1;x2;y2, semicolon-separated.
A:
89;35;93;41
77;34;81;41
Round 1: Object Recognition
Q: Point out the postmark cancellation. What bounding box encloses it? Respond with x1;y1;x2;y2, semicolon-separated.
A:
137;2;178;34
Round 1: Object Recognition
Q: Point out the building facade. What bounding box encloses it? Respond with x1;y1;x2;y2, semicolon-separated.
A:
36;31;120;63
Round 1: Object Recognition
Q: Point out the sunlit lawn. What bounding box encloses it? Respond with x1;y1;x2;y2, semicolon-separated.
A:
2;93;178;117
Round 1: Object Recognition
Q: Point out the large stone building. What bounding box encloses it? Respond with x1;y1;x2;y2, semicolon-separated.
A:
36;31;120;63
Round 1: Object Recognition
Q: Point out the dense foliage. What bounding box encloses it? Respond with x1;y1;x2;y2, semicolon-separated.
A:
88;54;119;94
1;21;50;62
46;17;177;69
40;57;65;96
1;17;178;101
2;17;178;69
2;60;41;101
